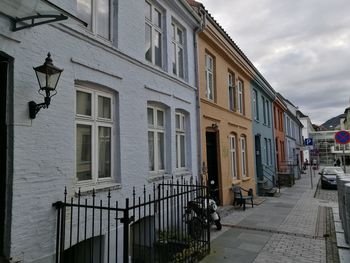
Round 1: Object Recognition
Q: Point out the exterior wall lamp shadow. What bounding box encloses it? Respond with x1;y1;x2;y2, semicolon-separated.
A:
29;53;63;119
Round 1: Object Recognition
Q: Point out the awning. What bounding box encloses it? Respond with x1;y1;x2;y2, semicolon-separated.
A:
0;0;87;31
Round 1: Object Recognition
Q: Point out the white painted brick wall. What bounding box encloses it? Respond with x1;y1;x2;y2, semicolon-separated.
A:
0;0;200;261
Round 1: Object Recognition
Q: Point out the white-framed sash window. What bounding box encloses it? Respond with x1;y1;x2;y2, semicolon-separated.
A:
228;72;235;111
205;54;214;100
240;136;247;177
172;23;185;79
77;0;112;40
76;87;114;183
229;134;238;179
253;89;259;120
145;0;163;67
148;106;165;172
175;112;186;169
237;80;244;114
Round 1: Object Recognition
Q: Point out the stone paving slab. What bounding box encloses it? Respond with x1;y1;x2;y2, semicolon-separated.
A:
253;233;326;263
201;228;272;263
201;170;326;263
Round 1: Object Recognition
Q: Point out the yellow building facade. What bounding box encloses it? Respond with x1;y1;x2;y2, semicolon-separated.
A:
196;11;256;205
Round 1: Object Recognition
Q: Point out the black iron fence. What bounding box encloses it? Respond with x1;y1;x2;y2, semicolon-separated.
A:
53;177;210;263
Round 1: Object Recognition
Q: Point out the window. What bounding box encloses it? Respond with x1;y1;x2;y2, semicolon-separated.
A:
205;54;214;100
76;87;113;182
148;105;165;172
228;72;235;111
240;136;247;177
145;1;162;67
266;100;270;125
268;139;272;165
172;23;185;79
237;80;244;114
229;135;238;179
265;138;269;165
175;112;186;169
252;89;258;120
262;97;266;124
77;0;111;40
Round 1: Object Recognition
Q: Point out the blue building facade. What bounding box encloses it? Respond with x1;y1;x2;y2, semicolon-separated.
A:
250;80;276;195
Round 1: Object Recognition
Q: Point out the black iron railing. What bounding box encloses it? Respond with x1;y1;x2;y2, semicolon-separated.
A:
53;177;210;263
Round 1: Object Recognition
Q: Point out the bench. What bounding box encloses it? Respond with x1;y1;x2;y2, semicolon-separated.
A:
232;185;254;211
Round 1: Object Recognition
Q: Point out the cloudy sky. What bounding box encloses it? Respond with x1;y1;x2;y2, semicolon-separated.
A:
200;0;350;125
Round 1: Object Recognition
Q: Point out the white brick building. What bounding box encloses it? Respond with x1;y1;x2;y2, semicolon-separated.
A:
0;0;200;262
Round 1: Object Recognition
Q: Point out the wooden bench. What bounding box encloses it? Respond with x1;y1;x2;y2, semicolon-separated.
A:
232;185;254;211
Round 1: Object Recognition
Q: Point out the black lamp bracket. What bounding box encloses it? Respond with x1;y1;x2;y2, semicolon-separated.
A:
29;96;51;119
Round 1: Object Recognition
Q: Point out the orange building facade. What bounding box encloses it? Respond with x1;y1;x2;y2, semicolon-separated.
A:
273;94;287;172
194;6;256;205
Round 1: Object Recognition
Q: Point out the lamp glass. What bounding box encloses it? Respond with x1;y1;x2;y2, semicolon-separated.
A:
35;69;61;91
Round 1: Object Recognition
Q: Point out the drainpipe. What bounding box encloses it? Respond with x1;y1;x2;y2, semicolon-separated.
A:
193;9;205;183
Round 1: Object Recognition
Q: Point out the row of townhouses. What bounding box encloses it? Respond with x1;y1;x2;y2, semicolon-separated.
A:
0;0;305;262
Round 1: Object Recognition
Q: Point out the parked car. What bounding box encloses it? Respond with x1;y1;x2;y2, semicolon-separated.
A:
319;167;345;189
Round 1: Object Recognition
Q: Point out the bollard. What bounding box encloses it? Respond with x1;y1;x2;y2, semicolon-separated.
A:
344;183;350;244
338;175;350;227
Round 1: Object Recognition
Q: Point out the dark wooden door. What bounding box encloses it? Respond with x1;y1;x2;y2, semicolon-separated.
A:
206;132;219;203
255;135;263;180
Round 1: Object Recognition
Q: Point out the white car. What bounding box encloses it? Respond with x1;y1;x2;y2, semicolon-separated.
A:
319;166;345;189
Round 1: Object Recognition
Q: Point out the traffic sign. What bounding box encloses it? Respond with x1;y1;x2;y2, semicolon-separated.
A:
304;138;313;146
335;130;350;145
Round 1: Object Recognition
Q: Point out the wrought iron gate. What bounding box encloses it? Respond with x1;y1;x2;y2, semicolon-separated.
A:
54;177;210;263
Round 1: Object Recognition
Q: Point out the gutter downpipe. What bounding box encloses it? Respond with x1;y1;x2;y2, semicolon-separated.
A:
193;8;205;183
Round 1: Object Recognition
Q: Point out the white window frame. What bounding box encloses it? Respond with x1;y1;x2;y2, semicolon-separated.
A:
172;22;185;79
76;0;112;40
145;1;163;67
205;54;214;100
237;80;244;114
175;111;186;169
264;138;269;165
229;134;238;179
268;139;272;166
148;105;166;173
266;100;270;126
252;89;258;120
240;136;247;178
262;97;266;124
228;72;235;111
75;86;114;184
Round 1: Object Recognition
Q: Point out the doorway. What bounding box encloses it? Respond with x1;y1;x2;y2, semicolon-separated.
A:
206;131;220;204
255;135;262;180
0;53;11;258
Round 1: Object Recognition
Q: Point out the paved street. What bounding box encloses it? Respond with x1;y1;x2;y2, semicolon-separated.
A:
201;169;332;263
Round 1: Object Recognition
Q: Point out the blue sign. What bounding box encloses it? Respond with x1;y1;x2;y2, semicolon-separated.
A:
305;138;313;146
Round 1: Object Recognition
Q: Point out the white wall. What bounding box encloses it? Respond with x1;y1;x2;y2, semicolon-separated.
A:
0;0;200;261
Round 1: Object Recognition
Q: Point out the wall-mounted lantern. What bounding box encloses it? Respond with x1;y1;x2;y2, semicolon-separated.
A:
29;53;63;119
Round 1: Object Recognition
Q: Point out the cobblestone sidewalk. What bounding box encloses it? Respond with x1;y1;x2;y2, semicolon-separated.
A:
202;170;327;263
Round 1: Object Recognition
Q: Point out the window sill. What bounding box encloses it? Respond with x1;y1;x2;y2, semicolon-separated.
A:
75;182;122;196
173;169;192;178
242;177;251;182
147;173;172;183
232;179;242;185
